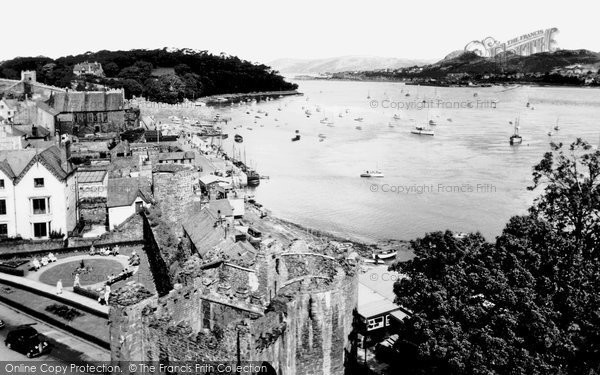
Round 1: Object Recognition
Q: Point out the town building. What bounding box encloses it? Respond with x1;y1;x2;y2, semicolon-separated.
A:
0;124;26;150
356;266;410;344
0;98;18;123
73;61;104;77
0;145;77;239
158;151;195;164
0;71;65;100
106;177;152;230
76;168;109;232
46;89;127;136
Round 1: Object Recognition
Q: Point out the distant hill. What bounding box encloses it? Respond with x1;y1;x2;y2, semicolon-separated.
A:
0;48;297;103
269;55;436;74
420;49;600;77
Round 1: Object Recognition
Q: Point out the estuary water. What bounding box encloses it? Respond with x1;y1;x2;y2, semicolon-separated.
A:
215;80;600;243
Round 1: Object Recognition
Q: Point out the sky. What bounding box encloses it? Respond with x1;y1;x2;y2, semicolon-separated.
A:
1;0;597;64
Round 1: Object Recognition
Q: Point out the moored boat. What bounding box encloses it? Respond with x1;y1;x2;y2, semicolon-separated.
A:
360;170;384;178
510;118;522;145
411;126;434;136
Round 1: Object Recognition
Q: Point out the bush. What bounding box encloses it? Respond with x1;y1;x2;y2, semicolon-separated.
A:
45;304;84;321
49;230;64;239
73;285;100;300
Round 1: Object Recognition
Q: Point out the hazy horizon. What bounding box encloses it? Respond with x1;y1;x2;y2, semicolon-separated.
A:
1;0;598;65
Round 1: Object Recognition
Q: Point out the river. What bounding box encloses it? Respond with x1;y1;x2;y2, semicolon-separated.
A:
214;80;600;243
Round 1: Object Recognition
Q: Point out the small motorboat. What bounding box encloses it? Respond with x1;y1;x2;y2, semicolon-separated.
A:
292;135;301;142
429;120;437;126
411;126;434;136
372;249;396;259
360;170;384;178
354;117;364;122
234;134;243;143
355;126;362;130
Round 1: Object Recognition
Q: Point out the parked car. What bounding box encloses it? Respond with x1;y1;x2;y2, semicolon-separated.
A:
0;319;5;329
4;325;50;358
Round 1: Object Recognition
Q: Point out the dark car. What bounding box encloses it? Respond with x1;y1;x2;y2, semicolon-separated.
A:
4;325;50;358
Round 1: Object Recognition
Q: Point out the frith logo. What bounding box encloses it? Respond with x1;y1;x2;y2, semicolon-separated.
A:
464;28;559;57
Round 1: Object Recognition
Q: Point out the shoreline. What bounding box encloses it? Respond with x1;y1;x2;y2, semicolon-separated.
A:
197;90;303;104
272;216;414;263
293;77;600;89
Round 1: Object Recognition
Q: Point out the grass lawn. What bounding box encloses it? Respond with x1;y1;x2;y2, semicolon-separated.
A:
39;259;124;287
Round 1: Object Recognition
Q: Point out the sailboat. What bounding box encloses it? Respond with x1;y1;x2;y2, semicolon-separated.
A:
509;118;522;145
554;117;560;131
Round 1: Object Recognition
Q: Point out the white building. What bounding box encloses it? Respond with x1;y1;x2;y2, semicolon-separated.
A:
106;177;151;230
0;146;77;239
0;99;18;123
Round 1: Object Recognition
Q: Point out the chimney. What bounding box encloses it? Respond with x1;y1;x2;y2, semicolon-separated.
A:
31;125;38;137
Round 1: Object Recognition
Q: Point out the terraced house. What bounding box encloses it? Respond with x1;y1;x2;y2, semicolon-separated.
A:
46;89;126;136
0;145;77;239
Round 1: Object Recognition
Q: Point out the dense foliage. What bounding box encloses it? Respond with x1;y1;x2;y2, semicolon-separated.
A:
391;139;600;374
0;48;297;103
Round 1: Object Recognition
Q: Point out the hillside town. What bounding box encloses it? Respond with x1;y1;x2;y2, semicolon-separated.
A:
0;66;409;374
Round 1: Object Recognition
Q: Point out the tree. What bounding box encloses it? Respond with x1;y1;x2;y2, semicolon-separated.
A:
528;139;600;256
174;63;191;76
120;79;144;98
103;62;119;77
391;139;600;375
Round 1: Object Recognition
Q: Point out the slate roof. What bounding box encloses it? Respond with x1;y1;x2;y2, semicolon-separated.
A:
47;91;124;113
107;177;152;208
0;145;70;183
0;160;15;179
12;125;51;139
36;101;59;116
158;151;195;161
182;205;228;257
78;170;107;184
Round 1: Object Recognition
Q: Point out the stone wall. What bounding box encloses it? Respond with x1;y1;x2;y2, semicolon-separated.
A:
152;169;199;230
67;213;143;248
79;199;107;225
109;246;359;375
141;212;174;297
0;238;65;255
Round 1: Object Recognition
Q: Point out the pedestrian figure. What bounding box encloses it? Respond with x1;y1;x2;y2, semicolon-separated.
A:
104;284;111;305
74;273;80;288
56;279;63;295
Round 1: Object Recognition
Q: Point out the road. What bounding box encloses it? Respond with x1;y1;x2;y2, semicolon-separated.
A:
0;302;110;362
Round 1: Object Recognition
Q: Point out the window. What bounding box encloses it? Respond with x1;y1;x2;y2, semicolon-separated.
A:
32;198;47;215
367;316;385;331
0;179;4;189
94;125;101;133
33;222;48;238
0;224;7;238
135;201;144;213
34;178;44;188
73;126;79;134
0;200;5;215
